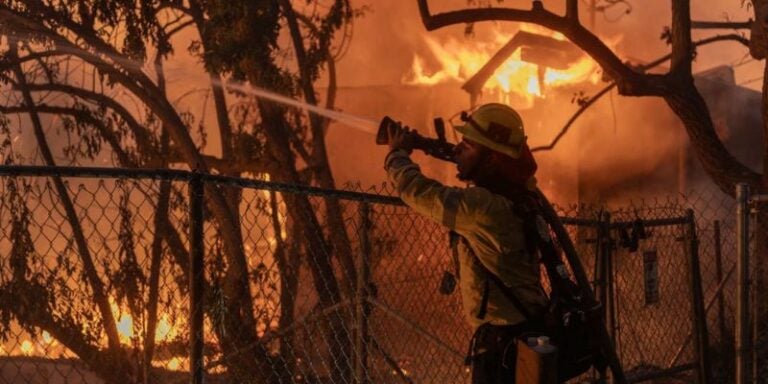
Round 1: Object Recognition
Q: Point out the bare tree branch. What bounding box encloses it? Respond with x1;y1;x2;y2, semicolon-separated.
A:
21;82;157;153
8;45;123;353
531;85;615;153
566;0;578;22
294;12;339;137
670;0;693;75
0;104;134;164
0;7;259;305
417;0;760;193
532;33;752;153
0;50;64;73
280;0;358;310
166;19;195;38
692;20;753;29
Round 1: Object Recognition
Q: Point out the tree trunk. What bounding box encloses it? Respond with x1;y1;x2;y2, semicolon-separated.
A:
271;190;300;380
258;101;352;382
663;80;763;193
279;0;358;296
9;45;133;382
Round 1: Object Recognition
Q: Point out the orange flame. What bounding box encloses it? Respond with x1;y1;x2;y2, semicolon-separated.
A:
110;297;182;345
20;340;33;355
405;24;601;108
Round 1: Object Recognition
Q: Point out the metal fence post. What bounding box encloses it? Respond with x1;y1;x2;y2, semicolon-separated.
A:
598;211;617;348
355;202;371;384
713;220;727;343
685;209;711;384
594;212;606;326
751;199;762;384
736;183;750;384
753;193;768;383
189;173;205;384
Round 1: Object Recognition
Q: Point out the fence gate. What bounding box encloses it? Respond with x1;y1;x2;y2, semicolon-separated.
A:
735;184;768;384
562;208;711;383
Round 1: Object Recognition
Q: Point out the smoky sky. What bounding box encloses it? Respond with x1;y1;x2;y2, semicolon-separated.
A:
324;0;761;204
331;1;760;89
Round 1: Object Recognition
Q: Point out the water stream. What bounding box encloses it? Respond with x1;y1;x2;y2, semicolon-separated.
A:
90;50;383;134
210;79;380;134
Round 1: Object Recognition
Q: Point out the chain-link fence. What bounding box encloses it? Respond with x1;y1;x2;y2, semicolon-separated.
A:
557;202;715;383
732;184;768;384
0;166;746;384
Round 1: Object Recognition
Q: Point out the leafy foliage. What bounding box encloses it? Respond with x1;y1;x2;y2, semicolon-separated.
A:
0;0;359;381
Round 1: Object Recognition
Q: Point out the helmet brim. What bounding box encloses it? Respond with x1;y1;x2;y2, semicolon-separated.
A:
454;123;523;158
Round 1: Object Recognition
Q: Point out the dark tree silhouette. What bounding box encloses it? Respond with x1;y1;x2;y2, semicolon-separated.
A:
0;1;360;382
418;0;764;195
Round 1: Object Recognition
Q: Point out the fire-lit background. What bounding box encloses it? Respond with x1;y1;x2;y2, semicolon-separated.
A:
321;1;761;204
0;0;764;383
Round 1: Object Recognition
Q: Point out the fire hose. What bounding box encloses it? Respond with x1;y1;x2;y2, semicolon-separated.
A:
376;116;627;383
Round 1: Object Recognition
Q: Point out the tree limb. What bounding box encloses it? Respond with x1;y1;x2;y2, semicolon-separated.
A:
670;0;693;76
8;45;123;352
0;103;136;164
22;0;150;84
21;82;157;154
692;20;753;29
166;19;195;38
532;34;752;153
566;0;578;22
294;12;339;137
531;84;615;153
0;7;258;313
280;0;358;300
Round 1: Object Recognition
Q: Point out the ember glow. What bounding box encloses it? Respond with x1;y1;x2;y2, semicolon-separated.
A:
405;24;602;107
20;340;33;356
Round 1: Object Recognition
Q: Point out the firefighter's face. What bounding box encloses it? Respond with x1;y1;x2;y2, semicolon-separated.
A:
454;137;487;181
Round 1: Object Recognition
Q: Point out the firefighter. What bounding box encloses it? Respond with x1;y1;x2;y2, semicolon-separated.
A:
384;103;549;384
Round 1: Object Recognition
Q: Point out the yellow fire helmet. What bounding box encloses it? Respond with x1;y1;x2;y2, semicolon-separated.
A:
454;103;526;158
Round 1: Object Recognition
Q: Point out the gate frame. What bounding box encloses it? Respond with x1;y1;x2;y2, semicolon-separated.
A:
736;183;768;384
562;209;712;383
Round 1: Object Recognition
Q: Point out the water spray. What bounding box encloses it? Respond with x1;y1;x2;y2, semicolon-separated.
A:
217;80;456;162
194;73;458;162
47;50;448;155
209;79;379;135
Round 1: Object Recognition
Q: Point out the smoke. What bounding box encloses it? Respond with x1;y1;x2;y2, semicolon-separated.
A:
13;0;757;203
323;0;762;204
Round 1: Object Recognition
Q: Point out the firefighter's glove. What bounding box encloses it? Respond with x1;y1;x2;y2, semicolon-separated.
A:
387;122;415;154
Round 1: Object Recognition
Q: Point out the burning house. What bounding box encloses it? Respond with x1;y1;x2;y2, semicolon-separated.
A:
326;31;762;208
0;1;763;383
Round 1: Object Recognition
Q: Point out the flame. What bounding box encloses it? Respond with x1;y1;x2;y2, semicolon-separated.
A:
117;314;134;343
168;357;182;370
20;340;33;355
109;298;135;344
405;24;600;107
155;314;178;342
544;56;598;86
110;297;182;344
520;23;566;41
42;331;54;344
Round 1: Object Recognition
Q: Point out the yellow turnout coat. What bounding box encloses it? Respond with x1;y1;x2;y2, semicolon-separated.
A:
386;149;548;330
